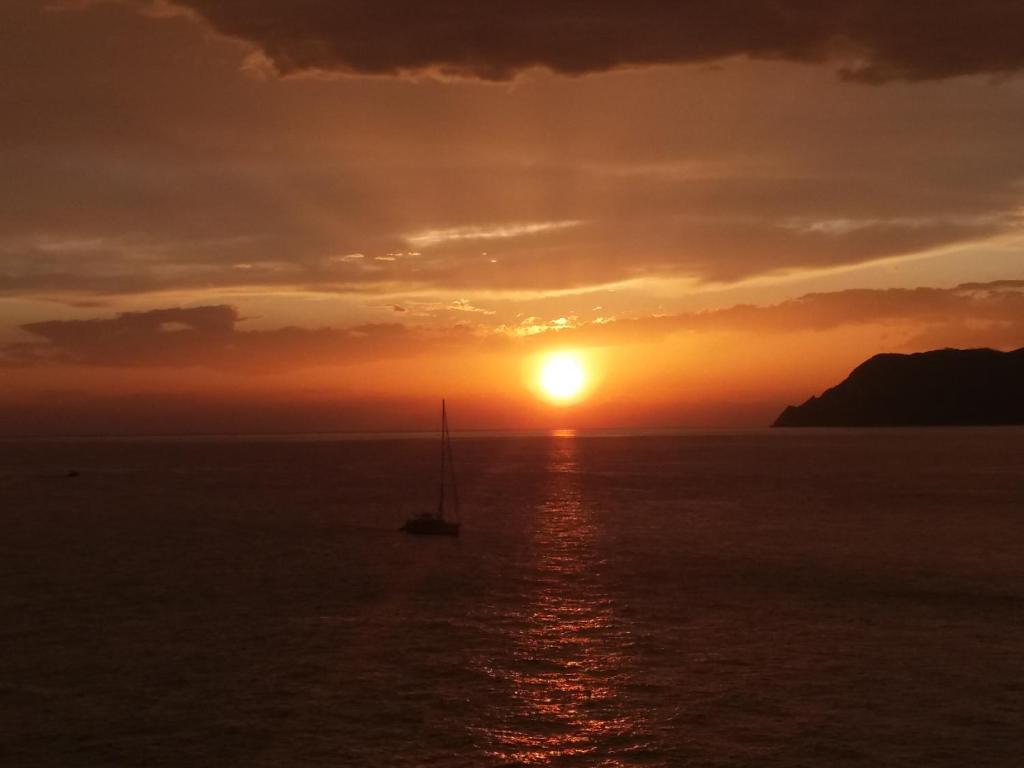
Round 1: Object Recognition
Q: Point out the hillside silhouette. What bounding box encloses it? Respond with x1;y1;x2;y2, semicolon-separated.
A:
774;347;1024;427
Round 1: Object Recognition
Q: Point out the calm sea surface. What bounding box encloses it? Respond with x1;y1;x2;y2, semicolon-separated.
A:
1;429;1023;767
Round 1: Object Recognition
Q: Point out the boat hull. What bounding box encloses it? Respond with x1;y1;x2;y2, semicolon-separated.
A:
401;517;460;536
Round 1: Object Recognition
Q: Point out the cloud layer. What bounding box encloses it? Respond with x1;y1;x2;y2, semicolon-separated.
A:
561;281;1024;351
3;305;442;371
169;0;1024;82
5;281;1022;372
3;1;1023;302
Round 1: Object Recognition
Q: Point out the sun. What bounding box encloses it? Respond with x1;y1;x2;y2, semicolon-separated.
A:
539;352;587;403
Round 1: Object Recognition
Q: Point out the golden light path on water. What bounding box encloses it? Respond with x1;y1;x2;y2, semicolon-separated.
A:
478;433;642;765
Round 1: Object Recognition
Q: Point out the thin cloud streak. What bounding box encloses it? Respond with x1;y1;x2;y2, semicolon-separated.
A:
405;220;582;248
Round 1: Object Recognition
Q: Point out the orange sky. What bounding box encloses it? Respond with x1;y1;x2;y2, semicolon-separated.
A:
1;1;1022;434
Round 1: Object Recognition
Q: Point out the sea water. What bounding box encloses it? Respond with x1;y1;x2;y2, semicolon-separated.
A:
1;429;1022;766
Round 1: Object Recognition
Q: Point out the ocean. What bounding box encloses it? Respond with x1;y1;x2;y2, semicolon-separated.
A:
1;429;1022;767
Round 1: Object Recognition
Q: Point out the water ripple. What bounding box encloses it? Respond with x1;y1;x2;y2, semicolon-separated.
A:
471;438;655;765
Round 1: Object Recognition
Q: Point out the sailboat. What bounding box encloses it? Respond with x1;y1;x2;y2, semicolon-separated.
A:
401;400;461;536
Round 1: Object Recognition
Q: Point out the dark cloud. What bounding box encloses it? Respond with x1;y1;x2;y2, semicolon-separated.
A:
166;0;1024;82
2;305;453;371
955;279;1024;291
693;282;1024;336
538;280;1024;350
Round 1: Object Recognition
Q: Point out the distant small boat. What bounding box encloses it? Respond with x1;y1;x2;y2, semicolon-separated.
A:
401;400;461;536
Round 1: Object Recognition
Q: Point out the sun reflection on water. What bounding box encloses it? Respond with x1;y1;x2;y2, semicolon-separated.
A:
480;437;640;765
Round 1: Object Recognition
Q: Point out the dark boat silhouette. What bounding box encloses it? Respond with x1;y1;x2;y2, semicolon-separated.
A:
401;400;460;536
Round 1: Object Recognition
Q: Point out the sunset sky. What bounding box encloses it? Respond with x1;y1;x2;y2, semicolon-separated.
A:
2;1;1023;434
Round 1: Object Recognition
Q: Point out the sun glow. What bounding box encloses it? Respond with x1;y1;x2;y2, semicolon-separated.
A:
539;352;587;403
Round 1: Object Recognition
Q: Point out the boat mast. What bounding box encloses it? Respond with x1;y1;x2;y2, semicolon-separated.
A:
446;402;460;522
438;399;446;519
